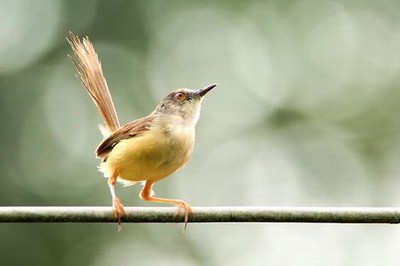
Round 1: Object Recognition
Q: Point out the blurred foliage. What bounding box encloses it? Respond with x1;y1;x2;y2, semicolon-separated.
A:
1;0;400;265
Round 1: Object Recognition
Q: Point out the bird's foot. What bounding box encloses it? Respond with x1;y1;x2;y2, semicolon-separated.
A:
173;200;192;231
112;197;126;231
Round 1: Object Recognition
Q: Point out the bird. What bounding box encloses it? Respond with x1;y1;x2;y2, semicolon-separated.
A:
67;32;216;230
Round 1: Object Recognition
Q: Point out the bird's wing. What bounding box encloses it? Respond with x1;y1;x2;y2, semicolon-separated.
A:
96;115;155;159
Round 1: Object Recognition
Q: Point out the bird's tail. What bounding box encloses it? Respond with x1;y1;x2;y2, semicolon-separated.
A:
67;31;120;137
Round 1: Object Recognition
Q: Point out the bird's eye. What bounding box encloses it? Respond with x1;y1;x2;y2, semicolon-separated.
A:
175;92;186;101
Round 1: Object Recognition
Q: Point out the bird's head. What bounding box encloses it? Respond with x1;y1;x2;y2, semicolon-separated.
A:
154;83;217;126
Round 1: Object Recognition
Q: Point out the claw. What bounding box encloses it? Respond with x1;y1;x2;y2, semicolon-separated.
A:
113;197;126;231
173;201;192;231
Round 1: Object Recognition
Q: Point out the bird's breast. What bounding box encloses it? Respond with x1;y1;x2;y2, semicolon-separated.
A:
101;125;195;182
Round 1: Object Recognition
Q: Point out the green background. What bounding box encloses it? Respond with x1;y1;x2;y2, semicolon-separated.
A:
1;0;400;265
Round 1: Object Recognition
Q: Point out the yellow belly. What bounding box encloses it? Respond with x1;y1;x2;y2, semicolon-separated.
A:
100;129;194;182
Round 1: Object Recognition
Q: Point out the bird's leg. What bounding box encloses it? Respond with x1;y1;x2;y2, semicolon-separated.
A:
108;174;126;229
140;180;192;230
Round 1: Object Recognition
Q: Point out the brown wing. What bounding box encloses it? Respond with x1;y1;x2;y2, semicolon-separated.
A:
96;115;155;159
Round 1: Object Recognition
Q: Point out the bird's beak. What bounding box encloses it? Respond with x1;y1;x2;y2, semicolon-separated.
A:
195;83;217;97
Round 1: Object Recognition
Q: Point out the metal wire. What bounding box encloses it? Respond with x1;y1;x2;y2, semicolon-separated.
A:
1;206;400;224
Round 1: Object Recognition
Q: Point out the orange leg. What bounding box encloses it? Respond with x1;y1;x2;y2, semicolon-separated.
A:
140;180;192;230
108;174;126;229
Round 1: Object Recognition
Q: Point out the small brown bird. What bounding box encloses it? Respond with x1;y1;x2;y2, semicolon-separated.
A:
67;32;216;229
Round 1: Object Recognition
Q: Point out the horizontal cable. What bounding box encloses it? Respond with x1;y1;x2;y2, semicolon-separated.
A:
0;206;400;224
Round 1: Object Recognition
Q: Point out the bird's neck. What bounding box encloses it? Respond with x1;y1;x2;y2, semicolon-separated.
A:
154;113;197;136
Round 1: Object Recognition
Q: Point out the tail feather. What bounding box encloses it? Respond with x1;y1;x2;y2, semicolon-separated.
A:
67;31;120;136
